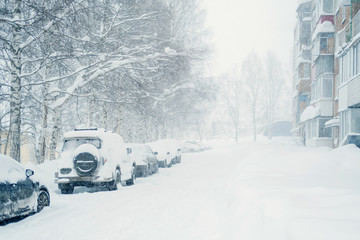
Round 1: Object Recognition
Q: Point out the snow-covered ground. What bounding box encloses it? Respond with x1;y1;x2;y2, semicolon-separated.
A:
1;137;360;240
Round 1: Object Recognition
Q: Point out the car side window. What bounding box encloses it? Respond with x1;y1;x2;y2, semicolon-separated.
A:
144;145;151;154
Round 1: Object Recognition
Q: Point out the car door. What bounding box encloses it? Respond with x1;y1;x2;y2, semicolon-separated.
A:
145;145;156;170
10;178;37;216
0;165;37;221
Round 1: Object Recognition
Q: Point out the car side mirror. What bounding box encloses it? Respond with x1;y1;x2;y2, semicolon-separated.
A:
26;169;34;178
127;148;132;155
153;152;158;155
167;152;170;155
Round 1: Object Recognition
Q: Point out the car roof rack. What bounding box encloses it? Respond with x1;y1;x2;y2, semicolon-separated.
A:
74;128;98;131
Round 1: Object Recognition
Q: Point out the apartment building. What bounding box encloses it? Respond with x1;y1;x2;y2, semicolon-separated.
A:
293;0;336;148
337;0;360;144
292;0;312;144
293;0;360;148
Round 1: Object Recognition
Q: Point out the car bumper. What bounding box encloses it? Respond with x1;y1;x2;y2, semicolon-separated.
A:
55;176;113;185
135;165;147;176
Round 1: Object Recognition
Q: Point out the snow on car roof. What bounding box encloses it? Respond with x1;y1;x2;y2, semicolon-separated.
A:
0;154;26;183
147;139;180;152
63;129;106;139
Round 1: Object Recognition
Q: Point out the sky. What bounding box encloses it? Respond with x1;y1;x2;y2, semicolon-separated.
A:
202;0;298;76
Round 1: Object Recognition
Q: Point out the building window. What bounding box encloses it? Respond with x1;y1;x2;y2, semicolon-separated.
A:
340;57;343;83
340;110;351;141
353;45;358;76
323;0;334;14
312;119;317;138
357;43;360;75
351;108;360;133
342;6;346;23
320;38;328;54
322;76;333;98
319;118;332;138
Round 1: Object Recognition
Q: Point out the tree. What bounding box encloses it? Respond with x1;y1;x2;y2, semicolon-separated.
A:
223;68;243;142
264;51;284;139
242;51;263;141
1;0;210;162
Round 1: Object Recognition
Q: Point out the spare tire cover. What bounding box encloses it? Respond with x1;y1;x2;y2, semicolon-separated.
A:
73;144;100;176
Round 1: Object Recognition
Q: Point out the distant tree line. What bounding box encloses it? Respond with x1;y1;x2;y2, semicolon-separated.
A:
0;0;214;162
221;51;290;142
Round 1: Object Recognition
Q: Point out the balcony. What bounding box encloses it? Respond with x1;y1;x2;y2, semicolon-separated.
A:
336;23;351;49
302;12;312;21
353;10;360;38
295;48;311;68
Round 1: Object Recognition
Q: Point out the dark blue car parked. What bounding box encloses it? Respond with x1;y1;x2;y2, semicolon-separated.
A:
0;155;50;224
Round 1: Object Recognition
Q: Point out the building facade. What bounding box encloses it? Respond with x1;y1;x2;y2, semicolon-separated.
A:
293;0;312;144
293;0;360;148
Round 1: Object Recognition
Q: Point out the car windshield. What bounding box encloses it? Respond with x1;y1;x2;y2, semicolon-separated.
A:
62;138;102;151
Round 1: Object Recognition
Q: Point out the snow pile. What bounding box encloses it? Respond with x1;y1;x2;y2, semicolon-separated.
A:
224;140;360;240
312;21;335;40
300;105;320;122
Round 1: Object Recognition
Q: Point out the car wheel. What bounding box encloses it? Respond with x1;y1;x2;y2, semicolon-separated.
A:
108;169;120;191
126;166;136;186
108;180;117;191
115;169;121;184
37;190;50;212
144;165;150;177
59;183;74;194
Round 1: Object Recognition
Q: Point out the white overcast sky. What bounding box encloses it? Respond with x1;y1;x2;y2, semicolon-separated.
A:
202;0;298;75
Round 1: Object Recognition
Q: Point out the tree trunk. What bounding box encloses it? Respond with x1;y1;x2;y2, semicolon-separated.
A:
88;97;95;127
0;120;2;154
235;125;238;143
9;0;22;162
252;102;257;142
49;107;61;160
38;80;50;164
102;103;107;129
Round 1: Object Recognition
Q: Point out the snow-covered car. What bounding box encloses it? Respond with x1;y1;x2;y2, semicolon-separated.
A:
181;140;212;153
55;128;136;194
147;139;181;167
0;155;50;224
340;133;360;148
128;143;158;177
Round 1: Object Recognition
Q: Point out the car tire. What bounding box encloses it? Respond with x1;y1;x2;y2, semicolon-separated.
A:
108;169;120;191
144;165;150;177
59;184;74;194
126;166;136;186
115;169;121;184
107;180;117;191
37;190;50;212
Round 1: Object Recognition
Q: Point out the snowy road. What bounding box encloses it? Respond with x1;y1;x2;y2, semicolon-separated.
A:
1;138;360;240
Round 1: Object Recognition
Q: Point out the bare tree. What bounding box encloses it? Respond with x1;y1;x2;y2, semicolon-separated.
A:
264;51;284;139
223;68;243;142
242;51;263;141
